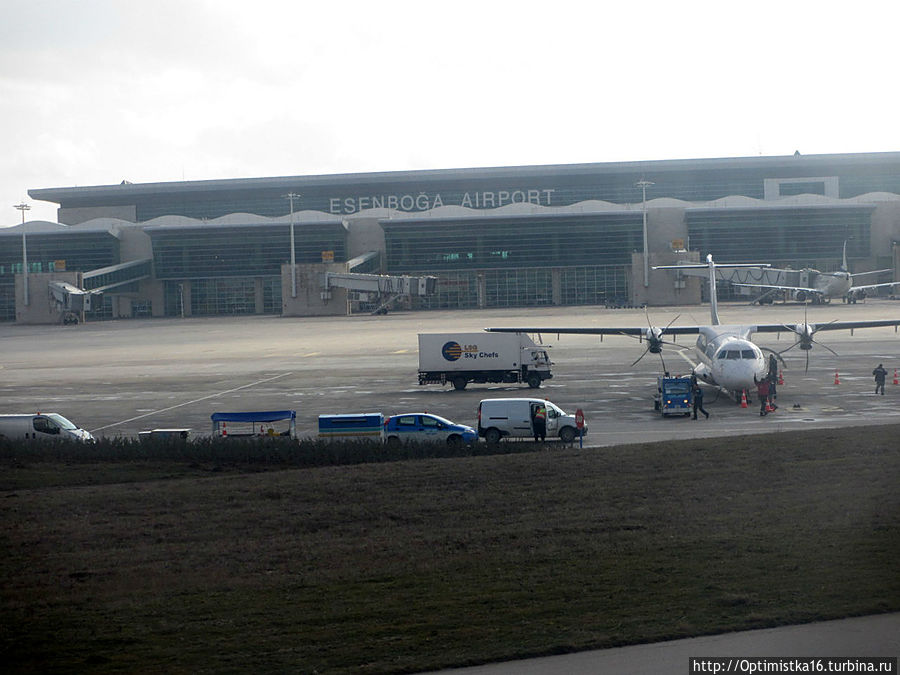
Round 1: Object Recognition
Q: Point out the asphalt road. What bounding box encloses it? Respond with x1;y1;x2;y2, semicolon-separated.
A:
1;300;898;441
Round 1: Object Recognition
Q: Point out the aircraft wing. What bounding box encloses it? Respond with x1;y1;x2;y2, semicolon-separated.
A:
752;319;900;334
484;326;702;336
849;281;900;293
731;282;824;295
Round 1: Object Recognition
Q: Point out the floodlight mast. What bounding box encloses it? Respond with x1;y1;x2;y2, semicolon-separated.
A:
284;192;300;298
636;179;654;288
14;202;31;306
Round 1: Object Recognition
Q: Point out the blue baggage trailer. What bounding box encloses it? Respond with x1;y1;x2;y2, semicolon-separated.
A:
317;413;385;440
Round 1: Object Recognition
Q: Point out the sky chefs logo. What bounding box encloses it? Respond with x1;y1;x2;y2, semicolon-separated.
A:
442;341;463;361
441;342;499;362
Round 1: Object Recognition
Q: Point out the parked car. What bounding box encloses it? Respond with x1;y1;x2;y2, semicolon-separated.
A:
384;413;477;448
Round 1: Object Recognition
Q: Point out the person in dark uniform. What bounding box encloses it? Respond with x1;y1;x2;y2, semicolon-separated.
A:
873;363;888;395
692;382;709;419
754;374;770;416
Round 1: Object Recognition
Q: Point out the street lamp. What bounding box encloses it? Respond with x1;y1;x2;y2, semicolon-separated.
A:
283;193;300;298
14;202;31;306
636;180;654;288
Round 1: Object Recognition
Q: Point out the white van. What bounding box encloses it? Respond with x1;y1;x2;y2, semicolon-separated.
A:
0;413;95;443
477;398;585;444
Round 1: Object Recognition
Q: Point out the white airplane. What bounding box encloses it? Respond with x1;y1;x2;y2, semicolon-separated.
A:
731;241;899;304
486;255;900;401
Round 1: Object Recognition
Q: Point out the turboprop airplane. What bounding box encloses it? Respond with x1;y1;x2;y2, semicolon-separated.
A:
731;241;899;304
485;254;900;401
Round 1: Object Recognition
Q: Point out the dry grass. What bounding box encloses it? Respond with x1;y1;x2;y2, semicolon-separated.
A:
1;425;898;673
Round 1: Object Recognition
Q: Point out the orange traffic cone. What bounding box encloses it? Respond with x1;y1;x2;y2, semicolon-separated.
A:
893;369;898;385
766;401;775;413
834;370;840;385
778;370;784;386
222;422;227;437
740;390;748;408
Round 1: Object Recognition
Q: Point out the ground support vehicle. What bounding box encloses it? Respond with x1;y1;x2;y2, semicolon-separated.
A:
654;376;694;416
477;398;584;444
317;413;384;441
0;413;94;442
383;413;477;448
418;332;552;391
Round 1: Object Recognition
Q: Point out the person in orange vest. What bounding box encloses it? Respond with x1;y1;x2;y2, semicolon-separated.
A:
531;402;547;442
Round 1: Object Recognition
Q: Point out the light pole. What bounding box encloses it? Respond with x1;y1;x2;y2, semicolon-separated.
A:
284;192;300;298
636;180;654;288
14;202;31;306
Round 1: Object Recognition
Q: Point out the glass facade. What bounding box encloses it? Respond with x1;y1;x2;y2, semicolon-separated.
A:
687;207;873;265
148;223;347;280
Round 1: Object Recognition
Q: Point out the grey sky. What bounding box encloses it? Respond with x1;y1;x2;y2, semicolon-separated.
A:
3;0;899;225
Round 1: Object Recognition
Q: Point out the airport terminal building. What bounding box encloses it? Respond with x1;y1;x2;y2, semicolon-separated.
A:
3;152;900;322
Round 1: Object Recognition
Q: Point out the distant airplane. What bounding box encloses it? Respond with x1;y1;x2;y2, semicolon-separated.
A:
486;255;900;401
731;241;899;304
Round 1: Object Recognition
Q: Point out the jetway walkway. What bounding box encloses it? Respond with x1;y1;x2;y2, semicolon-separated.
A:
323;271;437;314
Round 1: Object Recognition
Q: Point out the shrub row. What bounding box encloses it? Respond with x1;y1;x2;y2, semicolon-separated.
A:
0;435;547;469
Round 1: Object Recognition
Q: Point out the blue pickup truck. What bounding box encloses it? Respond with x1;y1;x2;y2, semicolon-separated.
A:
384;413;478;448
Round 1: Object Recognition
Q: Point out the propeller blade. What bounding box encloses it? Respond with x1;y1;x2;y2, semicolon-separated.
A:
631;348;650;367
805;349;809;373
778;342;801;355
811;338;839;357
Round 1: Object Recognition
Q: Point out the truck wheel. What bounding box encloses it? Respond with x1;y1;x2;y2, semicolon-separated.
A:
484;428;501;445
452;376;467;391
527;373;541;388
386;436;401;449
559;427;577;443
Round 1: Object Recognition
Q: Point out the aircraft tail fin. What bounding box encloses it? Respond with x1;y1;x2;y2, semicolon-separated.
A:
707;254;720;325
841;240;849;272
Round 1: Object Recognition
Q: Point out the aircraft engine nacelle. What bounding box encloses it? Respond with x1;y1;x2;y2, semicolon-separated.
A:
645;327;664;353
793;323;815;350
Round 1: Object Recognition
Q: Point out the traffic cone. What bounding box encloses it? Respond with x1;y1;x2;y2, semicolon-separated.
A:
834;370;840;385
778;370;784;386
740;390;748;408
893;369;898;385
766;401;775;413
222;422;227;437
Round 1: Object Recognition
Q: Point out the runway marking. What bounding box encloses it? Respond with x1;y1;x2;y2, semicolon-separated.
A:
303;352;321;357
89;372;293;432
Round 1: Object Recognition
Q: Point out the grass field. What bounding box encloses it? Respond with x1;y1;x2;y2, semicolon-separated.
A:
2;426;899;673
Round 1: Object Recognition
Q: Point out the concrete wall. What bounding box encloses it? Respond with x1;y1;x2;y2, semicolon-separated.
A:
631;251;701;307
282;263;349;317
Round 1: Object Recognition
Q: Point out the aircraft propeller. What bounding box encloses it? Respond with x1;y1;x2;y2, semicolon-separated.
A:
778;304;839;372
624;311;682;368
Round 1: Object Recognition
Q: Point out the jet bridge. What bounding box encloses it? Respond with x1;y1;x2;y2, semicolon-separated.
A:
322;272;437;314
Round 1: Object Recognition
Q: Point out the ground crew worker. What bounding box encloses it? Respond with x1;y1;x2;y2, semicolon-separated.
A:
532;403;547;442
754;374;770;416
873;363;888;395
692;382;709;420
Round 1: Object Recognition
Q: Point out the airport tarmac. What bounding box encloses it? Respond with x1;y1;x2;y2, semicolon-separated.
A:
0;300;898;441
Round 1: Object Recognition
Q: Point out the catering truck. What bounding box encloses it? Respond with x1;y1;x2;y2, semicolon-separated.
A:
418;332;551;390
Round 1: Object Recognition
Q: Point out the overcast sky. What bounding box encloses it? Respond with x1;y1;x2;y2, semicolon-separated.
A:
3;0;899;225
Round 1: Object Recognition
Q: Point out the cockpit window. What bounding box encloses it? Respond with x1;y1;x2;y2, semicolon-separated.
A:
717;351;728;359
726;350;740;360
741;350;755;359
